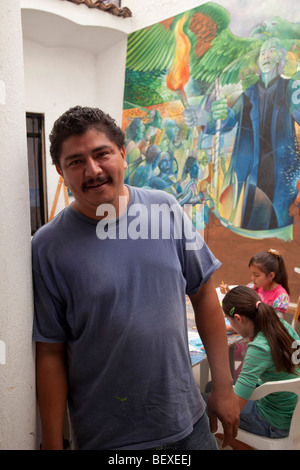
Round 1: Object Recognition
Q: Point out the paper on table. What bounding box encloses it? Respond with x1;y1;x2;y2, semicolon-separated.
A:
188;331;204;351
188;318;235;352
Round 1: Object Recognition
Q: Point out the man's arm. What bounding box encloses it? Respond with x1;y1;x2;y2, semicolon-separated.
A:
36;342;68;450
190;277;240;447
236;395;247;411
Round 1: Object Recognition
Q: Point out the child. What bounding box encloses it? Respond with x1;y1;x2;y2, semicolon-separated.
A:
248;249;290;318
223;286;300;439
220;248;290;321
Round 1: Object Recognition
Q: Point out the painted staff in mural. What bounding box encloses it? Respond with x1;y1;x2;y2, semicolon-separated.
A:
122;2;300;240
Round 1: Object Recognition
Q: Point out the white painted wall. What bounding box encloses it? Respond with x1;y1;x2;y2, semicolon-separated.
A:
21;0;133;34
24;39;100;214
0;0;37;450
125;0;205;30
96;38;128;124
22;6;129;216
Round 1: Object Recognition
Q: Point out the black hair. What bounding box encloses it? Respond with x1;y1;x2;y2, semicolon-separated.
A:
49;106;125;168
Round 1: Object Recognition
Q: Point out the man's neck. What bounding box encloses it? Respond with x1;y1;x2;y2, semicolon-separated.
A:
260;70;279;88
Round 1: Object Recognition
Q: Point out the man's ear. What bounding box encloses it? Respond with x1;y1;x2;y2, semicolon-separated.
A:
121;146;128;169
275;48;283;64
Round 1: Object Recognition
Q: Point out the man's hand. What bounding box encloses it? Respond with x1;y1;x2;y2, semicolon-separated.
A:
207;386;240;448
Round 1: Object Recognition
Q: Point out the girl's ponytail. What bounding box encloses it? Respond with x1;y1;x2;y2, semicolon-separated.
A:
255;301;295;373
276;254;290;295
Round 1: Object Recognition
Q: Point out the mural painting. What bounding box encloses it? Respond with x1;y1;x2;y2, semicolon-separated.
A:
122;2;300;299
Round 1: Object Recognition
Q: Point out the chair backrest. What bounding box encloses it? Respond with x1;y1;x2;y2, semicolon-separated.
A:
292;296;300;330
250;377;300;448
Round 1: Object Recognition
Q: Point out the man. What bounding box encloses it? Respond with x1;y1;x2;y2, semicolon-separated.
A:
32;106;239;450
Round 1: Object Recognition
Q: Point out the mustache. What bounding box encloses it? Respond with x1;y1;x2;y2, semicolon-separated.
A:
82;176;112;192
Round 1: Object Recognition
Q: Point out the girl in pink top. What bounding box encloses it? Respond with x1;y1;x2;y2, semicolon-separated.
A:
248;249;290;318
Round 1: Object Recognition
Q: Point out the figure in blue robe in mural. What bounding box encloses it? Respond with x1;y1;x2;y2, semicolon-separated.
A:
186;38;300;237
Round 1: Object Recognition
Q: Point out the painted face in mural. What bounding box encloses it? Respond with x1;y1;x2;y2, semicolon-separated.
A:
249;263;275;290
159;153;171;173
164;119;179;142
189;161;199;179
56;128;128;220
258;38;282;78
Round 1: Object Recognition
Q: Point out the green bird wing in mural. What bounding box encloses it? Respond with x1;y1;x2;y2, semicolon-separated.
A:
126;21;176;73
191;29;261;87
125;2;300;107
126;3;229;73
125;2;234;107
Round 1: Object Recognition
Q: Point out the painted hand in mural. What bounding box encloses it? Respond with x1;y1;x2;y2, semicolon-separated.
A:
211;98;228;121
182;106;209;128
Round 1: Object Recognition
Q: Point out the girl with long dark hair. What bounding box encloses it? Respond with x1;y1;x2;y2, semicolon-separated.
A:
248;248;290;317
223;286;300;438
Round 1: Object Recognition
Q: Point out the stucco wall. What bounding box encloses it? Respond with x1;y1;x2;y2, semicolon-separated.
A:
0;0;37;450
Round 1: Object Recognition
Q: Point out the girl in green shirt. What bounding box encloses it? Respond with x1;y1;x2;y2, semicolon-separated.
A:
223;285;300;438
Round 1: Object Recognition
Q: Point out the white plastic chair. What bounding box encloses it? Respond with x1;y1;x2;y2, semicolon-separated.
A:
217;377;300;450
291;296;300;330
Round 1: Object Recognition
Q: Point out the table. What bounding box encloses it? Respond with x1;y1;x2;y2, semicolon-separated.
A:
186;296;242;392
188;328;242;392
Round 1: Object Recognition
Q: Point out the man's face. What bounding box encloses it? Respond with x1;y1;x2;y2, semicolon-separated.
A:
258;39;281;75
56;128;128;220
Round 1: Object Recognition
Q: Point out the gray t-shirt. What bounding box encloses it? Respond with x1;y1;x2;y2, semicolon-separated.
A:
32;186;221;449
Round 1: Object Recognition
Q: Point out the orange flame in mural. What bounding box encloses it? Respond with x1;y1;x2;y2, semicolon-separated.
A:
166;15;191;106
